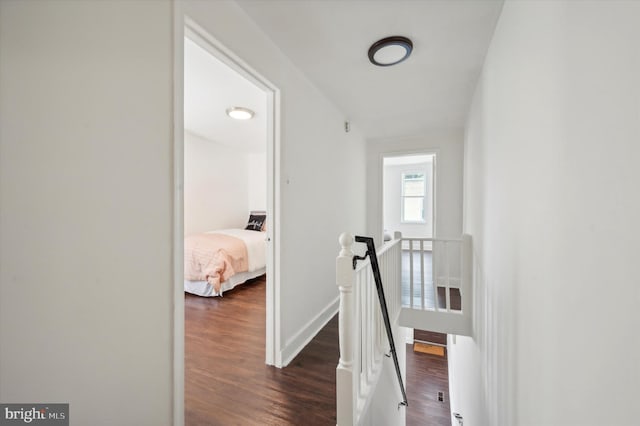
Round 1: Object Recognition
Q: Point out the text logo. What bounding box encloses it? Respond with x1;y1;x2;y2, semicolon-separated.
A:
0;404;68;426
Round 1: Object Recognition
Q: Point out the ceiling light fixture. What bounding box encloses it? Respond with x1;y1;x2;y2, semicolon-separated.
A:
226;107;255;120
367;36;413;67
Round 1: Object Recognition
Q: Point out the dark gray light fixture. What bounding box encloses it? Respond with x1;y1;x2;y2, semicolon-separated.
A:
368;36;413;67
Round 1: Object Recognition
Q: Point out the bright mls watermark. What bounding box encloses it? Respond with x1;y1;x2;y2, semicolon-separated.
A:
0;404;68;426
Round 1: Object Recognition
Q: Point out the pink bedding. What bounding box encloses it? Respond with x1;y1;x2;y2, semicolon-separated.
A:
184;233;248;293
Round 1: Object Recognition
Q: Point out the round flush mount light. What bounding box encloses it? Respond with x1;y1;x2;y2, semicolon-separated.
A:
226;107;255;120
368;36;413;67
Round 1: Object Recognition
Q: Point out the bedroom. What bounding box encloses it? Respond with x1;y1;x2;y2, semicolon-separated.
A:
182;32;272;416
183;33;269;298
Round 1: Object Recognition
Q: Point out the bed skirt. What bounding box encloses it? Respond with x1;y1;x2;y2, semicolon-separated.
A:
184;267;266;297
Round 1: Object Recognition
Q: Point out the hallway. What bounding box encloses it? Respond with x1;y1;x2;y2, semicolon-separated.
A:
185;276;451;425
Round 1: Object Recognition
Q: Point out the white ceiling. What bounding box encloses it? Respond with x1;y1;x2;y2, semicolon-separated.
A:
236;0;504;140
184;37;266;152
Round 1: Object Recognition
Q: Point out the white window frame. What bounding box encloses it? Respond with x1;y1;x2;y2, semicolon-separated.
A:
401;171;426;223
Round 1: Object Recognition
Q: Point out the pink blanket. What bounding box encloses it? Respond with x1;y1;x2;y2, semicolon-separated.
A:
184;233;248;293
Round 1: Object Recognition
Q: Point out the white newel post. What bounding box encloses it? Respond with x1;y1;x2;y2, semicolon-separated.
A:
336;232;355;426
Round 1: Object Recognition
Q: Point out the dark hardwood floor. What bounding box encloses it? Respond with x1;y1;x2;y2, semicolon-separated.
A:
406;344;452;426
414;330;447;346
185;275;337;425
185;276;451;425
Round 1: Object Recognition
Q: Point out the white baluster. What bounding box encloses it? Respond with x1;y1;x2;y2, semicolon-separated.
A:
336;232;355;426
395;232;402;316
355;270;362;400
409;239;414;309
445;241;451;312
364;269;370;385
433;240;439;311
379;255;383;355
420;239;425;310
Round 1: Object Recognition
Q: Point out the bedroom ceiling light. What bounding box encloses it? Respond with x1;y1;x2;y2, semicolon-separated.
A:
226;106;255;120
368;36;413;67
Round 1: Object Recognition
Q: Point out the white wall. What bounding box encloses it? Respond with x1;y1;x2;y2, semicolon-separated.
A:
184;131;250;234
0;0;365;422
449;2;640;425
359;325;408;426
182;0;367;364
383;161;433;240
0;1;174;425
367;130;464;247
247;151;267;212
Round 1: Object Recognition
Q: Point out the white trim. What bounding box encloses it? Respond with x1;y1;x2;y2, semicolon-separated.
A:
404;327;415;345
173;14;283;423
172;3;185;426
269;87;282;367
399;308;471;336
432;153;438;238
183;18;281;367
281;296;340;367
400;169;427;224
380;149;439;242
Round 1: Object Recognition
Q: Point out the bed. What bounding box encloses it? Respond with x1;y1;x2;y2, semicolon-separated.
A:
184;213;266;297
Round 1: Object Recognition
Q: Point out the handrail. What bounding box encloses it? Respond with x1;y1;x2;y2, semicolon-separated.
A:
353;235;408;409
353;238;398;272
402;237;462;242
397;234;473;337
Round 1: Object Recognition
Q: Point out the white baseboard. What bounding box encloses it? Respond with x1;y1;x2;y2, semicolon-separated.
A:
281;296;339;367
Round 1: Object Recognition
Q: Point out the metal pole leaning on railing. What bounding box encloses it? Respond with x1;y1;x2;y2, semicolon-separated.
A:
353;235;408;409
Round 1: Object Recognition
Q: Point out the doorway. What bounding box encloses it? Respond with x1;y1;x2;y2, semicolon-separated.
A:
173;18;282;425
382;152;453;426
382;153;435;243
180;18;280;366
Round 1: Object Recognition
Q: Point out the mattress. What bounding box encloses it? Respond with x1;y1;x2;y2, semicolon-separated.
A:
185;228;267;297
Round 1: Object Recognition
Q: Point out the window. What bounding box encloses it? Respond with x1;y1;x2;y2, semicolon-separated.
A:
401;172;426;222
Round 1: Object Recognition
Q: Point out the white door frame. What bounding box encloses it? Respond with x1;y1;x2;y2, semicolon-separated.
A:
173;13;282;426
380;150;438;240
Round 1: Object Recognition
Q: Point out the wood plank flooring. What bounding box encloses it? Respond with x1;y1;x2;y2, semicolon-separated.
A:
185;275;337;425
406;346;452;426
185;276;451;425
414;330;447;346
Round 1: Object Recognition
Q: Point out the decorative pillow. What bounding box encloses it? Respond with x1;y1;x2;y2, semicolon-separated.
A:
245;214;266;232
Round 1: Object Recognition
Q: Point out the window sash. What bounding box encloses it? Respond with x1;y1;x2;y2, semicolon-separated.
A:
401;172;426;223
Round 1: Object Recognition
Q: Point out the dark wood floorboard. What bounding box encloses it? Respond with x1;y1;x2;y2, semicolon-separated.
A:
185;276;338;426
186;275;450;425
414;330;447;346
406;345;451;426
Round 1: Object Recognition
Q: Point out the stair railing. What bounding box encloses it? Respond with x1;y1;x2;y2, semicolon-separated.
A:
336;232;405;426
353;236;408;408
398;234;473;337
